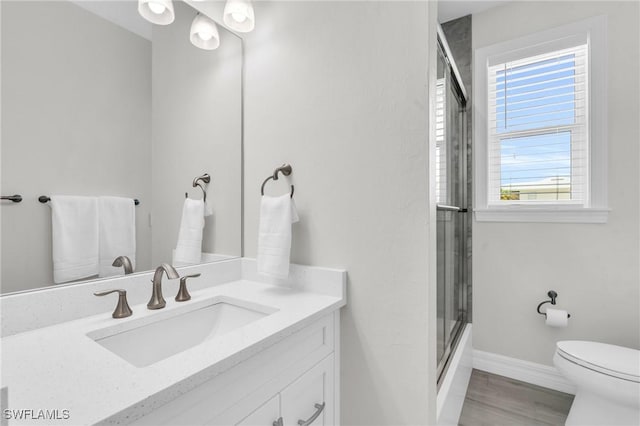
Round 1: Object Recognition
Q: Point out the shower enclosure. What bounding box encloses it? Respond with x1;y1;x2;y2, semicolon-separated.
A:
435;25;469;385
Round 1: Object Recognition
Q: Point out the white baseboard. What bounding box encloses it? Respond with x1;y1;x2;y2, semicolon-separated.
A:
473;349;576;395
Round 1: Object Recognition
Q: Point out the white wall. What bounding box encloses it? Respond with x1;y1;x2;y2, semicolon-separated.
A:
151;1;242;265
472;1;640;365
0;1;152;293
242;2;436;423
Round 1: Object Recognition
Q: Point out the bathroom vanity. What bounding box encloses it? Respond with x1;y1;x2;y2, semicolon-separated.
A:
0;259;346;425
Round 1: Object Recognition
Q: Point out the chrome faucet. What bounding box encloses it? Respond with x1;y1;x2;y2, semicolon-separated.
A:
112;256;134;275
147;263;179;310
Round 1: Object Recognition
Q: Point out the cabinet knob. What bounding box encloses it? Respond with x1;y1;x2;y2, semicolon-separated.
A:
272;417;283;426
297;402;325;426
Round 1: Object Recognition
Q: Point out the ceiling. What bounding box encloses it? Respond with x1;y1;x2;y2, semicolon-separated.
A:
438;0;507;23
70;0;152;40
74;0;511;42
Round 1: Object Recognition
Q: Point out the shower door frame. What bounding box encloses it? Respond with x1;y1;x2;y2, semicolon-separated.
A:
435;25;469;387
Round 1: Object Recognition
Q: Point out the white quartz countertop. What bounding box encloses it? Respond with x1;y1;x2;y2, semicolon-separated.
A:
1;278;345;425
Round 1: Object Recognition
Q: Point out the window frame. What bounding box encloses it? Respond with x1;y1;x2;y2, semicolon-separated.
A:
474;16;608;223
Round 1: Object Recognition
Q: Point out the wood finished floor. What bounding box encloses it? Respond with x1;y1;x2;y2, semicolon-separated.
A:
458;370;574;426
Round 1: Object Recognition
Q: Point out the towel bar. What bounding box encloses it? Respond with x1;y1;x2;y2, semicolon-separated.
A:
38;196;140;205
261;164;294;198
1;194;22;203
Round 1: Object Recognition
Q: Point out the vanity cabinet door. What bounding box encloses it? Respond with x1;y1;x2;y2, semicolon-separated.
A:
236;394;281;426
281;356;334;426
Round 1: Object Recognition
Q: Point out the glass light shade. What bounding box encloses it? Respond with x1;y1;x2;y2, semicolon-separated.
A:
223;0;255;33
190;14;220;50
138;0;175;25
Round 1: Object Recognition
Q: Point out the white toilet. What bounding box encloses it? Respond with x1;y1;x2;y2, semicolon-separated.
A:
554;340;640;426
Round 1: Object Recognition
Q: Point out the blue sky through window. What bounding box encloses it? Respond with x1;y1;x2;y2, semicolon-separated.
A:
495;54;576;187
500;132;571;186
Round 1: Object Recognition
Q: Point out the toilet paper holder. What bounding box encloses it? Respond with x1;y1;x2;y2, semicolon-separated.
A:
536;290;571;318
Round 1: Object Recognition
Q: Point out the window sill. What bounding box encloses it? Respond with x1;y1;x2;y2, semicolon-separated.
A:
474;207;610;223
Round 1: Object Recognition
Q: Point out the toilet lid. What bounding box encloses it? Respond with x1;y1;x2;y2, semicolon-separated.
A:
557;341;640;382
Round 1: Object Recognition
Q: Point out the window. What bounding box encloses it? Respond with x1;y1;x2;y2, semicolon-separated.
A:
489;45;587;204
435;76;447;204
474;16;608;223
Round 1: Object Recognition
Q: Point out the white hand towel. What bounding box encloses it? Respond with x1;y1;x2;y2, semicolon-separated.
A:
257;194;299;279
173;198;205;266
50;196;99;284
98;197;136;277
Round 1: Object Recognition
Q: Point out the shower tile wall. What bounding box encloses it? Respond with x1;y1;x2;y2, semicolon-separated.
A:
442;15;472;322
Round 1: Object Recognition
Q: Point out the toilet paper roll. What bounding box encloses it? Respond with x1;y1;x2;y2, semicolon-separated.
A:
545;308;569;327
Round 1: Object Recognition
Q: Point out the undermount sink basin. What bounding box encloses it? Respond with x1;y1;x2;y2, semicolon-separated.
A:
89;299;274;367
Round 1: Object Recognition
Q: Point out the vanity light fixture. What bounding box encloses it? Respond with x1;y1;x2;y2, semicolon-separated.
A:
190;13;220;50
223;0;255;33
138;0;175;25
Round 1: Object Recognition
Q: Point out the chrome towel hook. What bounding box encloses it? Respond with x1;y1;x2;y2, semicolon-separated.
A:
261;164;294;198
186;173;210;202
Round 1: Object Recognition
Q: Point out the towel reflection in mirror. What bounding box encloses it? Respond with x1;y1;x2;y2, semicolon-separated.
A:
50;196;136;284
173;197;212;267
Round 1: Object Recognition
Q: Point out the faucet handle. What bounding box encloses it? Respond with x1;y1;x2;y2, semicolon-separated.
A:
94;289;133;319
175;273;201;302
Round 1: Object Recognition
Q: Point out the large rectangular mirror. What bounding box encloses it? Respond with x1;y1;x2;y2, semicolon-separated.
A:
1;0;243;294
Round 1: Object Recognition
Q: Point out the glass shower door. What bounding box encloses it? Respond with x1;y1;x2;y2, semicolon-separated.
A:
436;41;467;384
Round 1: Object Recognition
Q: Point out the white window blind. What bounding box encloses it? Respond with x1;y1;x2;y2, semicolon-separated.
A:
487;44;589;205
435;78;447;204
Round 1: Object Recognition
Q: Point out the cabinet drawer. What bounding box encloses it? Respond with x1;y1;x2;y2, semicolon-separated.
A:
131;314;335;425
236;395;280;426
281;355;334;426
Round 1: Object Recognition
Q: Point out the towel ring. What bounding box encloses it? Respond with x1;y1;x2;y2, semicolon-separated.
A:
261;164;294;198
186;173;210;202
